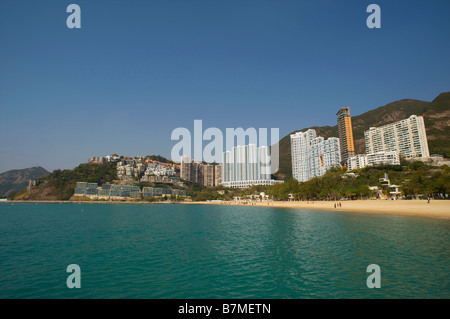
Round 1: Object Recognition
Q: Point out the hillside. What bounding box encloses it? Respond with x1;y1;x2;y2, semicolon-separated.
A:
12;154;179;201
0;166;49;197
15;162;118;201
275;91;450;179
422;92;450;159
144;155;176;164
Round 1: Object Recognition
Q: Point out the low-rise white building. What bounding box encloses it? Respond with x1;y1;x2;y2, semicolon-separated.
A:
347;154;368;171
367;151;400;166
347;151;400;170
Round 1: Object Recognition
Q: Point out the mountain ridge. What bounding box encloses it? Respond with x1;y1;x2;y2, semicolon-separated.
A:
275;91;450;179
0;166;50;197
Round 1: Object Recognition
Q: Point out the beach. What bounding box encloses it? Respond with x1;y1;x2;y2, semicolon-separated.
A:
189;199;450;219
4;199;450;219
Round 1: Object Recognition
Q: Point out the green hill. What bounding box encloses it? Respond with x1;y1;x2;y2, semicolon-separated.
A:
13;154;175;201
0;166;49;197
275;91;450;179
15;162;118;201
422;92;450;158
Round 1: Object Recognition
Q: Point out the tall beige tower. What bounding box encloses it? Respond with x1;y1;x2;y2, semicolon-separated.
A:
336;107;355;165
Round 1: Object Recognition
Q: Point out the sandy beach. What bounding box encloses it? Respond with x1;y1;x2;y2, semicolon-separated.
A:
4;199;450;219
188;199;450;219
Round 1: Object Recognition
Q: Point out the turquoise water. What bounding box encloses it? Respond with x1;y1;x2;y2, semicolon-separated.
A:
0;203;449;299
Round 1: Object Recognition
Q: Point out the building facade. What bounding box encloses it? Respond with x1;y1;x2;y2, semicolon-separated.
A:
364;115;430;159
180;156;203;184
222;144;283;188
347;151;400;171
202;164;215;187
180;156;222;187
89;157;107;164
290;129;341;182
336;107;356;165
214;164;222;186
347;154;368;171
367;151;400;166
75;182;188;199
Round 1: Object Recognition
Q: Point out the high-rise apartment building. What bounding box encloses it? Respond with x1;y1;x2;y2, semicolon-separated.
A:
336;107;355;165
180;156;203;184
180;156;192;181
364;115;429;159
214;164;222;186
290;129;341;182
202;164;222;187
180;156;222;187
202;164;215;187
222;144;283;188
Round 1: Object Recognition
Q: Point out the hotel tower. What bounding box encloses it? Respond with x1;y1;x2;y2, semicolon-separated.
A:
336;107;355;165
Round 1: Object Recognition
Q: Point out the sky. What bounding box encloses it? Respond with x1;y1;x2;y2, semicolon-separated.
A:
0;0;449;173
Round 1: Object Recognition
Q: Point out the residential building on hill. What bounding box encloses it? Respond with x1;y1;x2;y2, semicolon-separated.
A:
290;129;341;182
366;151;400;166
336;107;356;165
180;156;222;187
364;115;430;159
74;182;188;199
347;154;368;171
214;164;222;186
347;151;400;171
117;157;178;182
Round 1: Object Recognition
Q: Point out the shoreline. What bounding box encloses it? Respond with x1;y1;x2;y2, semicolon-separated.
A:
3;199;450;219
187;199;450;220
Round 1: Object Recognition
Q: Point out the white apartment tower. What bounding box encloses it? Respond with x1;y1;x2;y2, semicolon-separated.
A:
290;129;341;182
222;144;283;188
364;115;430;159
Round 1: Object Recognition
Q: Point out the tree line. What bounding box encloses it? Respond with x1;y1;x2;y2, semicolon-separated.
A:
190;161;450;201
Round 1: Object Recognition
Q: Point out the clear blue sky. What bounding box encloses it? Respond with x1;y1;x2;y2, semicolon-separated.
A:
1;0;449;173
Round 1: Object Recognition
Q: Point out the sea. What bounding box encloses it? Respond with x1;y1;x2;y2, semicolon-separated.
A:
0;203;449;299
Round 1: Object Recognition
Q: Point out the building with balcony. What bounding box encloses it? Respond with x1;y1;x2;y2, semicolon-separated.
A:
347;151;400;171
336;107;356;165
222;144;283;188
364;115;430;159
290;129;341;182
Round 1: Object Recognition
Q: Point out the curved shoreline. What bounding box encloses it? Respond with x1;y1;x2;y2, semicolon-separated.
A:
3;199;450;219
187;200;450;220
